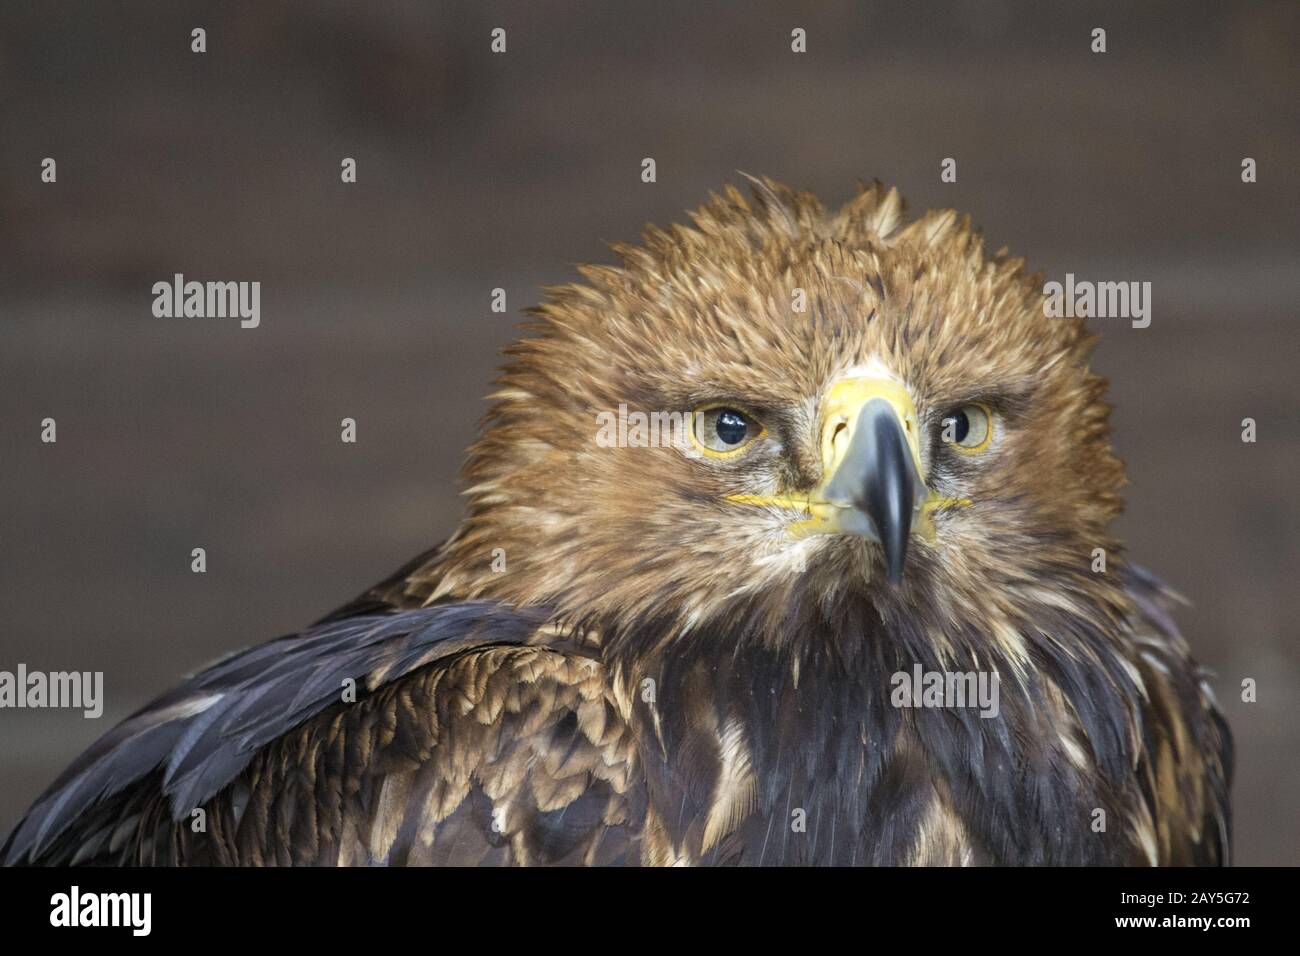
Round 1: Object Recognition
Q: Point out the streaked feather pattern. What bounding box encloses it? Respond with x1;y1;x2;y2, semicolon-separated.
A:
3;570;1228;866
3;179;1231;866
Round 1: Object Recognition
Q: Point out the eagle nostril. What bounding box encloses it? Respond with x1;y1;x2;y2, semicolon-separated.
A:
825;420;850;477
830;420;848;449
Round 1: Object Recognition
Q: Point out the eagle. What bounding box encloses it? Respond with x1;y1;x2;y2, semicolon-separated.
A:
3;178;1231;866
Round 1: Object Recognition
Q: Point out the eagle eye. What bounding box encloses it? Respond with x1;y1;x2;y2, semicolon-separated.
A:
691;405;764;457
939;403;992;453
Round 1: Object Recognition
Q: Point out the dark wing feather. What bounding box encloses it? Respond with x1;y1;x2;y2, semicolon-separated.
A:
1123;565;1233;865
189;640;642;865
1;601;598;865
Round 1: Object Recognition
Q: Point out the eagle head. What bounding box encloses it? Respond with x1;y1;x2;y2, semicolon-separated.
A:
434;178;1127;646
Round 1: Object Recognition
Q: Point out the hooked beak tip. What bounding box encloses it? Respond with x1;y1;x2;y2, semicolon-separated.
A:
866;420;914;584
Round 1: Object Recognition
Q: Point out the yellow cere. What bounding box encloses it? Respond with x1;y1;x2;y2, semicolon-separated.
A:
821;377;926;480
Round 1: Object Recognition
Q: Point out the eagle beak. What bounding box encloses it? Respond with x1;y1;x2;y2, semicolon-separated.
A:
725;377;959;583
815;379;928;582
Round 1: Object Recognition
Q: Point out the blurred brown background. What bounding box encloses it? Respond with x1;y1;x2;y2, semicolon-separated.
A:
1;1;1296;864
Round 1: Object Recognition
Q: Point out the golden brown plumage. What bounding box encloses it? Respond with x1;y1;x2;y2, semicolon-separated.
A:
3;179;1231;866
